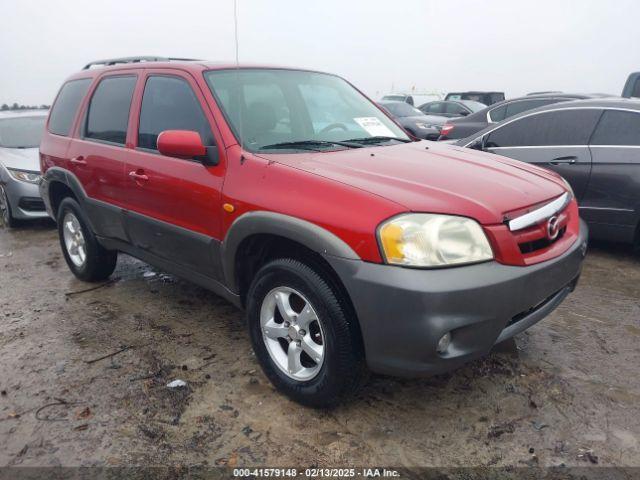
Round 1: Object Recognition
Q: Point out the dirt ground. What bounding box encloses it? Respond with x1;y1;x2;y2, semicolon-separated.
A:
0;220;639;471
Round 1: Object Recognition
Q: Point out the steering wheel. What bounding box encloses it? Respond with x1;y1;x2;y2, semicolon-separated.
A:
319;122;348;133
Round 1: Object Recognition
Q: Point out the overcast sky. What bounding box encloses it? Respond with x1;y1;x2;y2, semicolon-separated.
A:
2;0;639;105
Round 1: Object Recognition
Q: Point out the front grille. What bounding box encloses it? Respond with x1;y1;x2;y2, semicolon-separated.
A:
18;197;46;212
518;226;566;254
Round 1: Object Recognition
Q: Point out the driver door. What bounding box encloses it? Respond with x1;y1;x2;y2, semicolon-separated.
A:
481;109;602;201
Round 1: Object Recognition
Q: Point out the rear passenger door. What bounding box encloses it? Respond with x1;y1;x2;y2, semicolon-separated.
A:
582;109;640;240
445;102;469;117
66;73;139;241
123;70;225;279
482;109;602;200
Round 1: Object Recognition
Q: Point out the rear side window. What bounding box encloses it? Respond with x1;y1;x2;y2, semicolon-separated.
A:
590;110;640;146
85;76;136;145
486;109;601;147
446;103;467;115
504;99;559;120
48;79;92;136
423;102;444;114
138;76;215;151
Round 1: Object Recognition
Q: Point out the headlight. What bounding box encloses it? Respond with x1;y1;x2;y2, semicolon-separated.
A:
7;168;41;184
378;213;493;267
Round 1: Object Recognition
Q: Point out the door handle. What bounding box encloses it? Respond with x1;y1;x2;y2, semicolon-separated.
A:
549;156;577;165
129;170;149;182
70;156;87;166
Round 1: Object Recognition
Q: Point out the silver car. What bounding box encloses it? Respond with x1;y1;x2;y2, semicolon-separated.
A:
0;110;48;227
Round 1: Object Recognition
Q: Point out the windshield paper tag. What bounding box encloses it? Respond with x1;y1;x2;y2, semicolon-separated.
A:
354;117;395;137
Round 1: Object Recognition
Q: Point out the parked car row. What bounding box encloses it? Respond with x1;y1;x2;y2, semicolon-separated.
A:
438;92;611;140
418;99;486;118
377;101;446;140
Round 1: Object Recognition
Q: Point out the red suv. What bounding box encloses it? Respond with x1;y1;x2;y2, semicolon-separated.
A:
40;57;587;407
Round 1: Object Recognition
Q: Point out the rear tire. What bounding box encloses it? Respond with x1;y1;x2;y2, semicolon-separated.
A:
246;258;367;408
57;197;117;282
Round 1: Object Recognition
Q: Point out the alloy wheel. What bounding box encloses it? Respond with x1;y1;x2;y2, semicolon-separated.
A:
0;186;9;226
62;212;87;267
260;286;325;381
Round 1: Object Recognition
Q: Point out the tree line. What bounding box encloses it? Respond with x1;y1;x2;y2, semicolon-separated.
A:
1;103;50;111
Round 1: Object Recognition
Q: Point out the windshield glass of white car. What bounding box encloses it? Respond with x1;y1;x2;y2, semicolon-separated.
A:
0;116;47;148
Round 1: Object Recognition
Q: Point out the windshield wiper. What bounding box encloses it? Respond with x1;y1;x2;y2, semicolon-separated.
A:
341;136;411;144
259;140;363;151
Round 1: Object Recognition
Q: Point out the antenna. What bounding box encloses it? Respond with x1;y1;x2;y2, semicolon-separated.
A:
234;0;244;155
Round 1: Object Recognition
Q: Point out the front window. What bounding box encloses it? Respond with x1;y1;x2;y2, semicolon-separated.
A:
204;69;409;152
0;116;46;148
138;75;215;151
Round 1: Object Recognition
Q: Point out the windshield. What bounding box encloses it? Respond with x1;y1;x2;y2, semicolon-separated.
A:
381;102;424;118
204;69;409;152
0;116;46;148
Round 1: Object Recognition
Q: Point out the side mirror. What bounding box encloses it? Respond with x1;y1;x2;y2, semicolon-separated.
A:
458;110;470;117
157;130;219;166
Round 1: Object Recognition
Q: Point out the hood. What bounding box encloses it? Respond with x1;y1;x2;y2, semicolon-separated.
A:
0;147;40;172
257;141;566;225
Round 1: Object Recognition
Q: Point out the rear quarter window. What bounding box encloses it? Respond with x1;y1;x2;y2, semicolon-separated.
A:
48;78;92;136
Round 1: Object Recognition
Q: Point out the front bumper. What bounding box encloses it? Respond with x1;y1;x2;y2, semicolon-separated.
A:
2;176;48;220
326;220;588;377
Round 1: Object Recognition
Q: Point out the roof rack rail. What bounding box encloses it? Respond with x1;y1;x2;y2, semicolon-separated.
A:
82;56;201;70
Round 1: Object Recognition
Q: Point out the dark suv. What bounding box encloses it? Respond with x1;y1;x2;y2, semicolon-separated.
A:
40;57;587;407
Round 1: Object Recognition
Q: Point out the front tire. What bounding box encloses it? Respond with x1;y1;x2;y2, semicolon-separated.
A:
57;197;117;282
0;185;18;228
246;258;367;408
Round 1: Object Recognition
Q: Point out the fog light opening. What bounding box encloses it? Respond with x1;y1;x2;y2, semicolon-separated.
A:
437;332;451;354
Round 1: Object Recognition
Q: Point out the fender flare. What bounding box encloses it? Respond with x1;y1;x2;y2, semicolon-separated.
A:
42;167;89;206
41;167;94;225
221;211;360;292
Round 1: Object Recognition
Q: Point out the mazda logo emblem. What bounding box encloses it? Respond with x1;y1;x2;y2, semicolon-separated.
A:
547;215;560;240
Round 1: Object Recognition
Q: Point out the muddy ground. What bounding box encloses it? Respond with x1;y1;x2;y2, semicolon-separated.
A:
0;221;639;470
